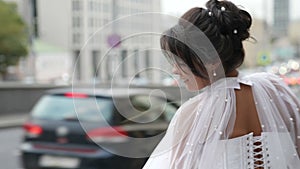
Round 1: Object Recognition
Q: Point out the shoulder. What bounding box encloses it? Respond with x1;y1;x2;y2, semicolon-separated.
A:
173;91;207;119
180;91;206;109
242;72;284;85
243;72;279;79
240;72;294;97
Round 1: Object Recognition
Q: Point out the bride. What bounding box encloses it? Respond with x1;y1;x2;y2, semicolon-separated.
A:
143;0;300;168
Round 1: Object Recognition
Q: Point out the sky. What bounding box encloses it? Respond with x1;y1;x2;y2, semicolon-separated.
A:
162;0;300;23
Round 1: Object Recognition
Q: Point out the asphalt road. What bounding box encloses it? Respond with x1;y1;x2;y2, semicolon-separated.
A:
0;127;23;169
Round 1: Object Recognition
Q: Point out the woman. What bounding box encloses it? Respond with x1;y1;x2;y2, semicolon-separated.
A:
143;0;300;168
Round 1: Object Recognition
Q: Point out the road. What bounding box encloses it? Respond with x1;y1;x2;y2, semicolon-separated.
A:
0;127;23;169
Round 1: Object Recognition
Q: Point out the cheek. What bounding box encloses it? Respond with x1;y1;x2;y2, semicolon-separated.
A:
172;65;179;74
181;66;193;76
172;65;185;75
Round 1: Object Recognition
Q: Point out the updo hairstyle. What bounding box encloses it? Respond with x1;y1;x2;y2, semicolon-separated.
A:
161;0;252;79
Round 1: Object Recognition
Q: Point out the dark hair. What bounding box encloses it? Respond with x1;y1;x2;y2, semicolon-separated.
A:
161;0;252;79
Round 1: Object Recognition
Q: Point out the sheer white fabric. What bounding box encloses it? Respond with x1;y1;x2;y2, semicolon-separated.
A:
143;72;300;169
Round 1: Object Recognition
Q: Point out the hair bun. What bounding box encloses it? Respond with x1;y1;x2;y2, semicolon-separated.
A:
206;0;219;9
205;0;252;41
237;9;252;40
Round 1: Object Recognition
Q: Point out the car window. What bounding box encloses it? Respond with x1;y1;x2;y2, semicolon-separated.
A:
119;95;177;124
31;95;113;122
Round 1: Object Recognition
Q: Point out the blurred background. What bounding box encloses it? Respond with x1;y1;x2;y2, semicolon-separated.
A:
1;0;300;85
1;0;300;168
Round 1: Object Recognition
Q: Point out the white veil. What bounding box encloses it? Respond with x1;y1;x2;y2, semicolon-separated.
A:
143;18;300;169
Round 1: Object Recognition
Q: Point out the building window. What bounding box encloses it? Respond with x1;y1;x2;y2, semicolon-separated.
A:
145;50;151;77
72;0;82;11
89;18;94;27
89;1;94;11
92;50;100;77
134;49;139;73
103;3;109;13
145;50;150;68
72;33;81;44
103;18;109;25
121;50;127;77
73;50;81;80
96;18;101;27
72;16;81;28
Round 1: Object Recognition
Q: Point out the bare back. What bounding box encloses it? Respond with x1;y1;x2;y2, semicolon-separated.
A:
230;83;262;138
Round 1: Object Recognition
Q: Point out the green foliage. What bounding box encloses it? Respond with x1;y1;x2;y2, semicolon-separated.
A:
0;0;29;74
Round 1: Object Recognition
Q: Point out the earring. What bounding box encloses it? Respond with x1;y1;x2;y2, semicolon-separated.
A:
213;70;217;77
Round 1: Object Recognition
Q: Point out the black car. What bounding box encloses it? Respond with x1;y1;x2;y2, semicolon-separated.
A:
20;88;179;169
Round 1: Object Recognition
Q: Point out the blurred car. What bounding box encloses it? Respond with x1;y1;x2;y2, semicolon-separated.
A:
20;88;179;169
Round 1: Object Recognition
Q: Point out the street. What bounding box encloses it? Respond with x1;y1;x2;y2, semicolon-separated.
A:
0;127;23;169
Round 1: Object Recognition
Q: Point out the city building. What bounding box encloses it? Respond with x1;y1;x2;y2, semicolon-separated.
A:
288;20;300;58
289;20;300;43
37;0;164;85
273;0;290;37
243;18;272;68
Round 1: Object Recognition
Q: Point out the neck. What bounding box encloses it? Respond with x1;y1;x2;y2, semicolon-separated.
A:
226;70;238;77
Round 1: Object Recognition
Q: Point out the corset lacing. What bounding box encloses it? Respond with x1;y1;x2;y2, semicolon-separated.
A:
246;135;270;169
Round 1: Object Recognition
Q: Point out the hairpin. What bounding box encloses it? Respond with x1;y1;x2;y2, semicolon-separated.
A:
233;29;238;34
221;6;226;11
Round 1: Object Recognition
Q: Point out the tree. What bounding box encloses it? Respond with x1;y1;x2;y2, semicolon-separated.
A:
0;0;29;79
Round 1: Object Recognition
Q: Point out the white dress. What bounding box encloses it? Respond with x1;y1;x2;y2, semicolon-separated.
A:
143;72;300;169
